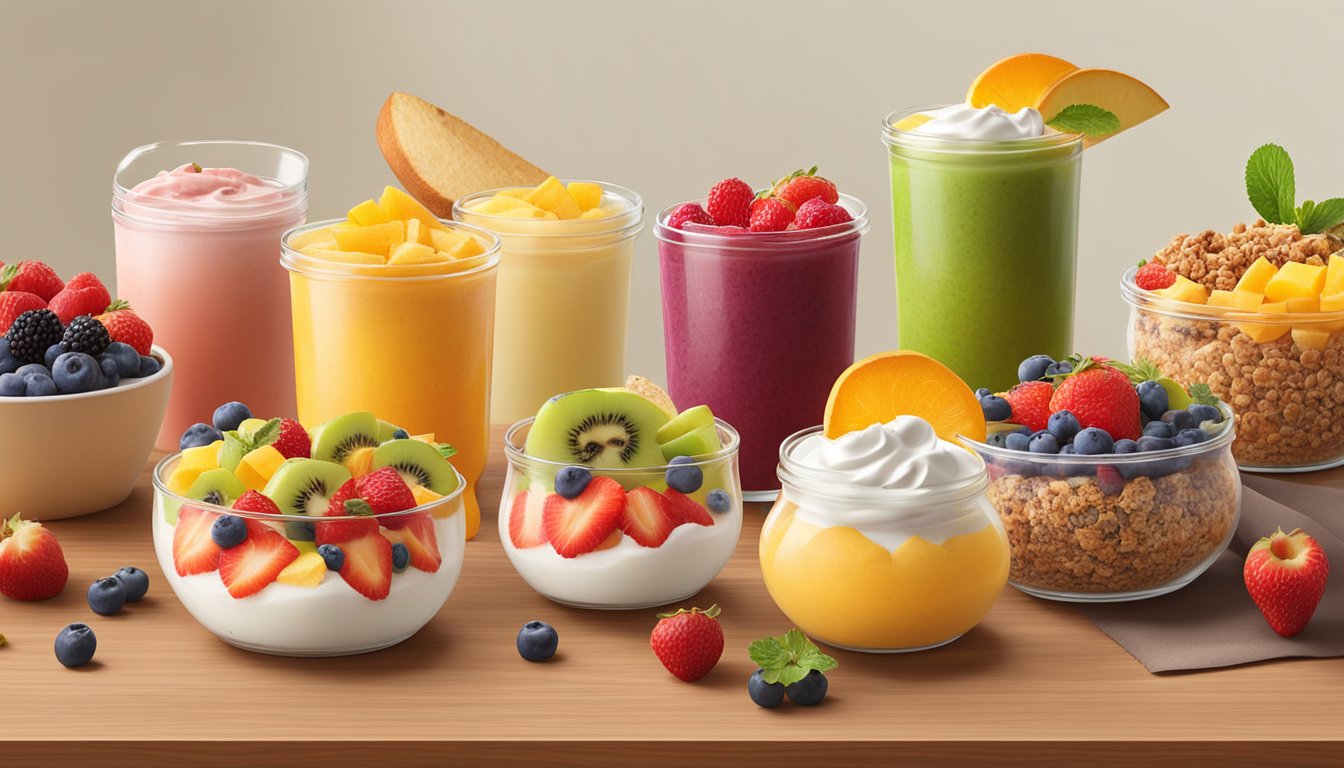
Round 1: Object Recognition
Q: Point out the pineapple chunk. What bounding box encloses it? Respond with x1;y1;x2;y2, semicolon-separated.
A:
1154;275;1208;304
471;196;529;215
388;242;447;266
405;218;435;246
333;221;405;257
167;466;205;497
1326;253;1344;296
566;182;604;211
277;552;327;588
347;199;390;226
179;440;223;472
1235;257;1278;294
1264;262;1326;302
1236;300;1290;343
1208;290;1263;311
1292;327;1332;351
378;186;446;231
300;247;384;265
524;176;582;219
234;445;286;492
288;227;337;250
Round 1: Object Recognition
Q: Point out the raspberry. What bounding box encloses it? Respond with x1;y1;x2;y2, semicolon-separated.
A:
706;178;754;228
792;198;854;230
1134;260;1177;291
666;203;714;231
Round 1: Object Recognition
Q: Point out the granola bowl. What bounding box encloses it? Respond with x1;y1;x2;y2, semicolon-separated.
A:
1123;265;1344;472
963;408;1240;602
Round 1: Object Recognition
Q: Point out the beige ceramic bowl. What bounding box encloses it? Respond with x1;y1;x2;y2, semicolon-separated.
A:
0;346;172;520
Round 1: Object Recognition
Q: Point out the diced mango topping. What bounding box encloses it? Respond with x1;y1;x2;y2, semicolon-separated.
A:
234;445;287;492
566;182;604;211
1155;275;1208;304
180;441;223;472
277;551;327;588
291;188;490;269
1208;290;1263;311
1291;327;1331;350
1264;262;1326;302
333;221;405;257
1234;257;1277;294
388;242;447;266
378;186;446;231
348;199;390;227
468;176;622;221
1326;254;1344;297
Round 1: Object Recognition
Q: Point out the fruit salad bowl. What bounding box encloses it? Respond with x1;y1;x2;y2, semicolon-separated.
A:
961;403;1241;603
0;345;172;521
499;417;743;610
151;451;466;657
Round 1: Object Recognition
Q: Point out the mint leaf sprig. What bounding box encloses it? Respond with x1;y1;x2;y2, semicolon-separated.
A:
1245;143;1344;235
1045;104;1121;138
748;628;837;686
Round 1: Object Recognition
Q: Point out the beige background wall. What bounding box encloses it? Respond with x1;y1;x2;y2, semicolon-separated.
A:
5;0;1344;387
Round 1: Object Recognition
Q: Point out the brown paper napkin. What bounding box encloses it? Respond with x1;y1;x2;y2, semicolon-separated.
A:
1079;474;1343;673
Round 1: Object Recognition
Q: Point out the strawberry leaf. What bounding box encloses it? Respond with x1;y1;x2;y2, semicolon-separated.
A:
1188;383;1219;406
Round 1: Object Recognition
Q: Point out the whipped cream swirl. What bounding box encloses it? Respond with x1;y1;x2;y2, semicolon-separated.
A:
913;103;1044;140
792;415;980;490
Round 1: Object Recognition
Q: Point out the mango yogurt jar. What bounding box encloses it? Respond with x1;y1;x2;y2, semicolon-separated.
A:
760;416;1009;652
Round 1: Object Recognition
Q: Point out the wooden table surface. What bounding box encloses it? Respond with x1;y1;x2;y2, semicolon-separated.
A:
3;426;1342;767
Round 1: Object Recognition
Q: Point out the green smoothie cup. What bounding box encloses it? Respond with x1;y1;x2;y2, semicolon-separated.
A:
883;106;1083;392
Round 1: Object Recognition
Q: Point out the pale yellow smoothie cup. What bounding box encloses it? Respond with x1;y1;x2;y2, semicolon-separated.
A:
453;182;643;424
281;219;500;539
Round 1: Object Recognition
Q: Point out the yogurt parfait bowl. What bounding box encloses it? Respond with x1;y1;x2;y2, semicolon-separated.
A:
499;383;742;610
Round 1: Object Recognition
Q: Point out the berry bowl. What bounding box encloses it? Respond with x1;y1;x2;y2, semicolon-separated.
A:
0;345;172;520
961;402;1241;602
499;416;743;610
150;451;466;656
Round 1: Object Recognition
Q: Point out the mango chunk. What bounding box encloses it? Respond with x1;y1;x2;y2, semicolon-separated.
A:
378;186;446;231
180;440;223;472
525;176;582;220
348;199;390;226
579;207;616;219
1236;300;1290;343
333;221;405;257
300;247;384;265
276;551;327;588
1155;275;1208;304
288;227;338;250
1264;261;1326;302
566;182;604;211
497;188;533;200
1208;290;1263;311
471;196;529;215
410;432;436;443
388;242;447;266
167;466;205;497
412;485;444;507
1285;296;1319;313
1320;291;1344;312
1292;327;1332;351
234;445;287;492
1235;257;1278;294
1326;254;1344;296
405;218;435;246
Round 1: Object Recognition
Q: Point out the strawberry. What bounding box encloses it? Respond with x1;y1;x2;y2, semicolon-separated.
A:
542;475;625;558
666;202;714;231
96;299;154;355
664;490;713;527
383;512;441;573
1134;260;1177;291
218;523;299;598
232;490;282;516
508;489;548;549
338;530;393;600
315;479;379;544
0;291;46;335
771;167;839;208
50;288;105;325
0;261;63;302
705;178;754;228
270;418;311;460
64;272;108;294
0;514;69;600
623;487;677;547
1244;527;1330;638
1049;360;1142;442
748;197;796;232
356;467;416;516
172;506;223;576
1001;380;1054;432
650;604;724;682
792;198;854;230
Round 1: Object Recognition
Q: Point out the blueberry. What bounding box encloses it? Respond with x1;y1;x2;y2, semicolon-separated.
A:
112;567;149;602
136;355;161;378
1160;409;1196;431
391;542;410;573
1113;439;1140;455
1137;436;1175;452
54;623;97;668
1028;431;1060;454
317;544;345;571
44;342;68;369
212;401;252;432
1136;380;1169;420
665;456;704;493
51;352;102;395
554;466;592;499
98;356;120;389
974;387;991;400
1059;444;1075;455
180;422;223;451
705;488;732;514
392;427;410;440
103;342;140;377
1188;403;1221;424
1005;432;1031;452
1143;420;1176;439
86;576;127;616
980;395;1011;422
1073;427;1115;455
748;668;786;708
0;338;17;375
1044;360;1073;377
0;372;24;397
516;620;558;662
1017;354;1055;383
1047;410;1081;442
16;362;49;380
24;373;56;397
785;669;829;706
986;432;1008;448
210;515;248;549
1174;428;1210;447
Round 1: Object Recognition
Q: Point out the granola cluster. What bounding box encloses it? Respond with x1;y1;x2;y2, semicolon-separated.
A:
1149;220;1338;292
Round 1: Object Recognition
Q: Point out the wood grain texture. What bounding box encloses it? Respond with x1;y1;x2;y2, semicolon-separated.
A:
2;426;1342;766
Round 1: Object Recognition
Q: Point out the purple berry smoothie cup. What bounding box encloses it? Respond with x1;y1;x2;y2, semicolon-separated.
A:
655;195;867;500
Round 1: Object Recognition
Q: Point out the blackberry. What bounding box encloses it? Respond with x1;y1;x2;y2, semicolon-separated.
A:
5;309;63;363
61;315;111;357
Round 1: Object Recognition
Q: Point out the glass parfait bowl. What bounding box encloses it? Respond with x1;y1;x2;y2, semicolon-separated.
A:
499;418;742;609
151;453;466;656
962;405;1241;602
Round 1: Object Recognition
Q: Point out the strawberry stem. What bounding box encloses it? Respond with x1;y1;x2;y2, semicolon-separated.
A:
656;603;720;619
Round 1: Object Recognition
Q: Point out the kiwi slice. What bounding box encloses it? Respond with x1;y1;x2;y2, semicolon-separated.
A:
656;404;716;445
263;458;352;542
372;439;458;495
525;388;671;468
311;412;381;463
186;468;247;507
660;423;722;461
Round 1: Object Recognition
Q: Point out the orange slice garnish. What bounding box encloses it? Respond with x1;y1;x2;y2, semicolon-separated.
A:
1033;68;1168;147
822;350;986;444
966;53;1078;112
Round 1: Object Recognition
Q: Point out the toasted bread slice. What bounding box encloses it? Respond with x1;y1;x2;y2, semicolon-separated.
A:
625;375;678;417
376;92;550;218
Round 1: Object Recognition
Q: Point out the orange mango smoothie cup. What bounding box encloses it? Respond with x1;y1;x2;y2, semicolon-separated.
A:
281;220;500;539
453;182;643;424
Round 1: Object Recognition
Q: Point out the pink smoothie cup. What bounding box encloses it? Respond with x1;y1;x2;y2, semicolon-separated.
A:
655;196;867;499
112;141;308;450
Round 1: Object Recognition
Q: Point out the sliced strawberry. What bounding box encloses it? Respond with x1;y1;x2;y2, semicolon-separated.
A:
173;506;223;576
508;488;547;549
339;531;393;600
382;512;440;573
664;490;713;528
218;525;299;598
542;476;625;558
622;487;676;548
315;479;379;544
